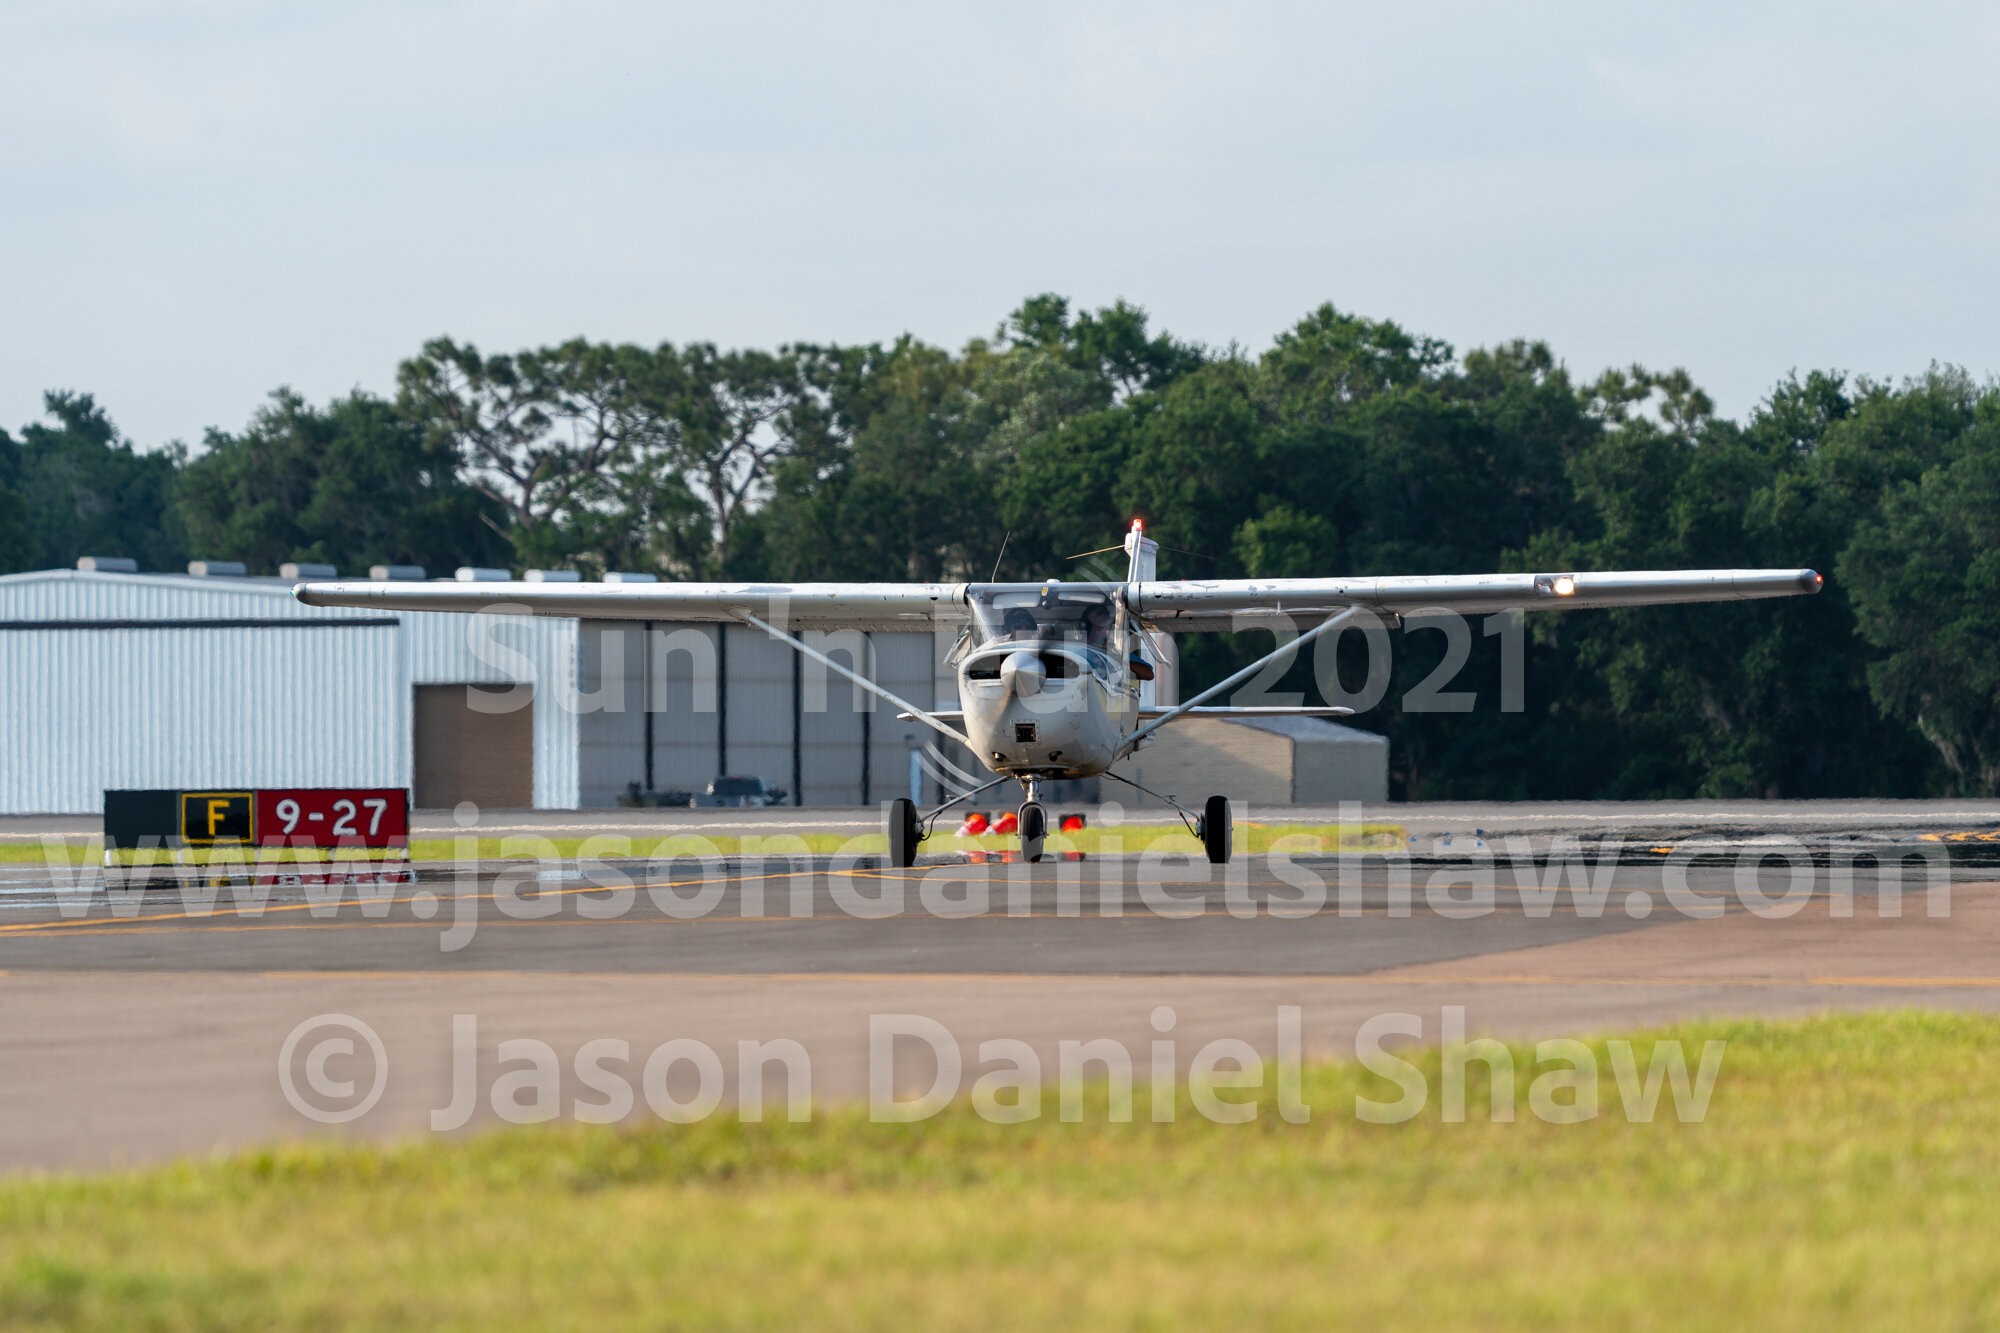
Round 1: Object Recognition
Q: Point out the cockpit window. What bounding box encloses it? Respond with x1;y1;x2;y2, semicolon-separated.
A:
968;584;1123;651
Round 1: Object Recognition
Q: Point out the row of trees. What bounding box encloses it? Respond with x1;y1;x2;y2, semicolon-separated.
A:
3;296;1994;797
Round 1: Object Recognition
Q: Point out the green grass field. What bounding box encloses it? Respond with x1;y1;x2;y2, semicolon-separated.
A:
3;1010;1997;1330
0;822;1406;867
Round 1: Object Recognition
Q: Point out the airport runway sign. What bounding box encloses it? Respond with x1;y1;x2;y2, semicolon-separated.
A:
104;787;409;852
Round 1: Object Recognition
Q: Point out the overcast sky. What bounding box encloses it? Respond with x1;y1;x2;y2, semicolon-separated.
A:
4;1;1996;449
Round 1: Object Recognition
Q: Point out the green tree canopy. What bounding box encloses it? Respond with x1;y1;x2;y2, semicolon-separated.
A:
176;388;510;576
1840;370;2000;794
2;392;184;575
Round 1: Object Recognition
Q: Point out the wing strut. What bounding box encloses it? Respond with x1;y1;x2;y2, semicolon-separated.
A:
1126;606;1364;748
735;609;968;749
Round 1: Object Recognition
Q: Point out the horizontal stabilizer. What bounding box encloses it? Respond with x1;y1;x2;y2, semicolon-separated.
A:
898;705;1355;723
1138;705;1357;719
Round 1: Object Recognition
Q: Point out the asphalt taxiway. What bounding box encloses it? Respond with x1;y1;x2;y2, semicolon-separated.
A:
1;800;1997;1171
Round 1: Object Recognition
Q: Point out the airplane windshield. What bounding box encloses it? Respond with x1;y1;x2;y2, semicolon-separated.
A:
968;584;1121;652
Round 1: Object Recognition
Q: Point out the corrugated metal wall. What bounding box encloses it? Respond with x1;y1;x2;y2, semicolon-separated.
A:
722;624;795;798
869;632;943;805
0;623;407;813
649;625;725;798
1288;726;1392;803
0;571;576;812
575;622;648;805
1117;718;1389;807
573;621;943;807
797;629;868;806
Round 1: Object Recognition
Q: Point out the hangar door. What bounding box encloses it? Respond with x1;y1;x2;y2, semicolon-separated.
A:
413;684;534;810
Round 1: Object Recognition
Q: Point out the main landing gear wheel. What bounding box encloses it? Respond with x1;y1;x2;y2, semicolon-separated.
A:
1200;795;1232;865
1018;801;1047;864
887;797;921;868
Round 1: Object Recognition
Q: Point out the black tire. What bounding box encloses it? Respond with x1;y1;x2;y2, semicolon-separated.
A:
1019;801;1047;864
1201;795;1232;864
887;798;921;868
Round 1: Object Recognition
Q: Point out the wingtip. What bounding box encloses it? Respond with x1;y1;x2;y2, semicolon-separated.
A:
1803;569;1824;593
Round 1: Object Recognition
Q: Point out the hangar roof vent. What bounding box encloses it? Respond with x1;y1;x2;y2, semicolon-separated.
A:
369;564;426;581
188;560;247;577
76;556;138;573
280;563;338;580
455;567;512;582
604;572;659;583
524;569;581;582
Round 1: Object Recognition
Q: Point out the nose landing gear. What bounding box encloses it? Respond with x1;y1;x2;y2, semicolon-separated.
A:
1017;788;1048;864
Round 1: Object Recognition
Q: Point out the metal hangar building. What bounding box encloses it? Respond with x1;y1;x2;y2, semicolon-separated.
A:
0;564;948;815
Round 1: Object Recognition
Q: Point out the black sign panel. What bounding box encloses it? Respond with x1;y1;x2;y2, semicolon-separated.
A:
103;789;180;851
180;791;253;845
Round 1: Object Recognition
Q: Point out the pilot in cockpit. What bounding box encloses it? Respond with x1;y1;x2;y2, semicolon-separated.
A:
1001;608;1041;641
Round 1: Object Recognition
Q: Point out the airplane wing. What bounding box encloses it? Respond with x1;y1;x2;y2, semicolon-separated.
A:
293;580;969;631
1129;568;1823;629
295;567;1822;631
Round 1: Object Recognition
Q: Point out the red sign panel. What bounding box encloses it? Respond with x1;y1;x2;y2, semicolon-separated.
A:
253;788;409;849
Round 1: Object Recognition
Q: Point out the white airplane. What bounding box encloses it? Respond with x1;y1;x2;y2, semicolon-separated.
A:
297;522;1822;866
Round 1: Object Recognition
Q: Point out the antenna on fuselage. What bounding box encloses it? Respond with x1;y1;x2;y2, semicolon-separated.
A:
990;530;1012;582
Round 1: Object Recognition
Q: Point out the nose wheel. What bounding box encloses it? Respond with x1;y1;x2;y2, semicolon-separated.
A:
1018;800;1047;863
1013;776;1051;863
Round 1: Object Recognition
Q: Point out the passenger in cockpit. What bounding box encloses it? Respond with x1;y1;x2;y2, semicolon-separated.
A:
1001;608;1040;640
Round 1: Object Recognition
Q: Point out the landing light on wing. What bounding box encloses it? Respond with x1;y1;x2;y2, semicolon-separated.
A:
1553;575;1576;596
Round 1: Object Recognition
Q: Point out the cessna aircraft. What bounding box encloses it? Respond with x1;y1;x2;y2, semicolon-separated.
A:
296;522;1822;866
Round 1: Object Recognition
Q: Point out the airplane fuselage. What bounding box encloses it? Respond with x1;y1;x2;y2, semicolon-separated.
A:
956;639;1140;780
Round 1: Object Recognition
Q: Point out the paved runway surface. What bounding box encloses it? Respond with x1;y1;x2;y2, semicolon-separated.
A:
9;796;2000;846
3;803;1999;1171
